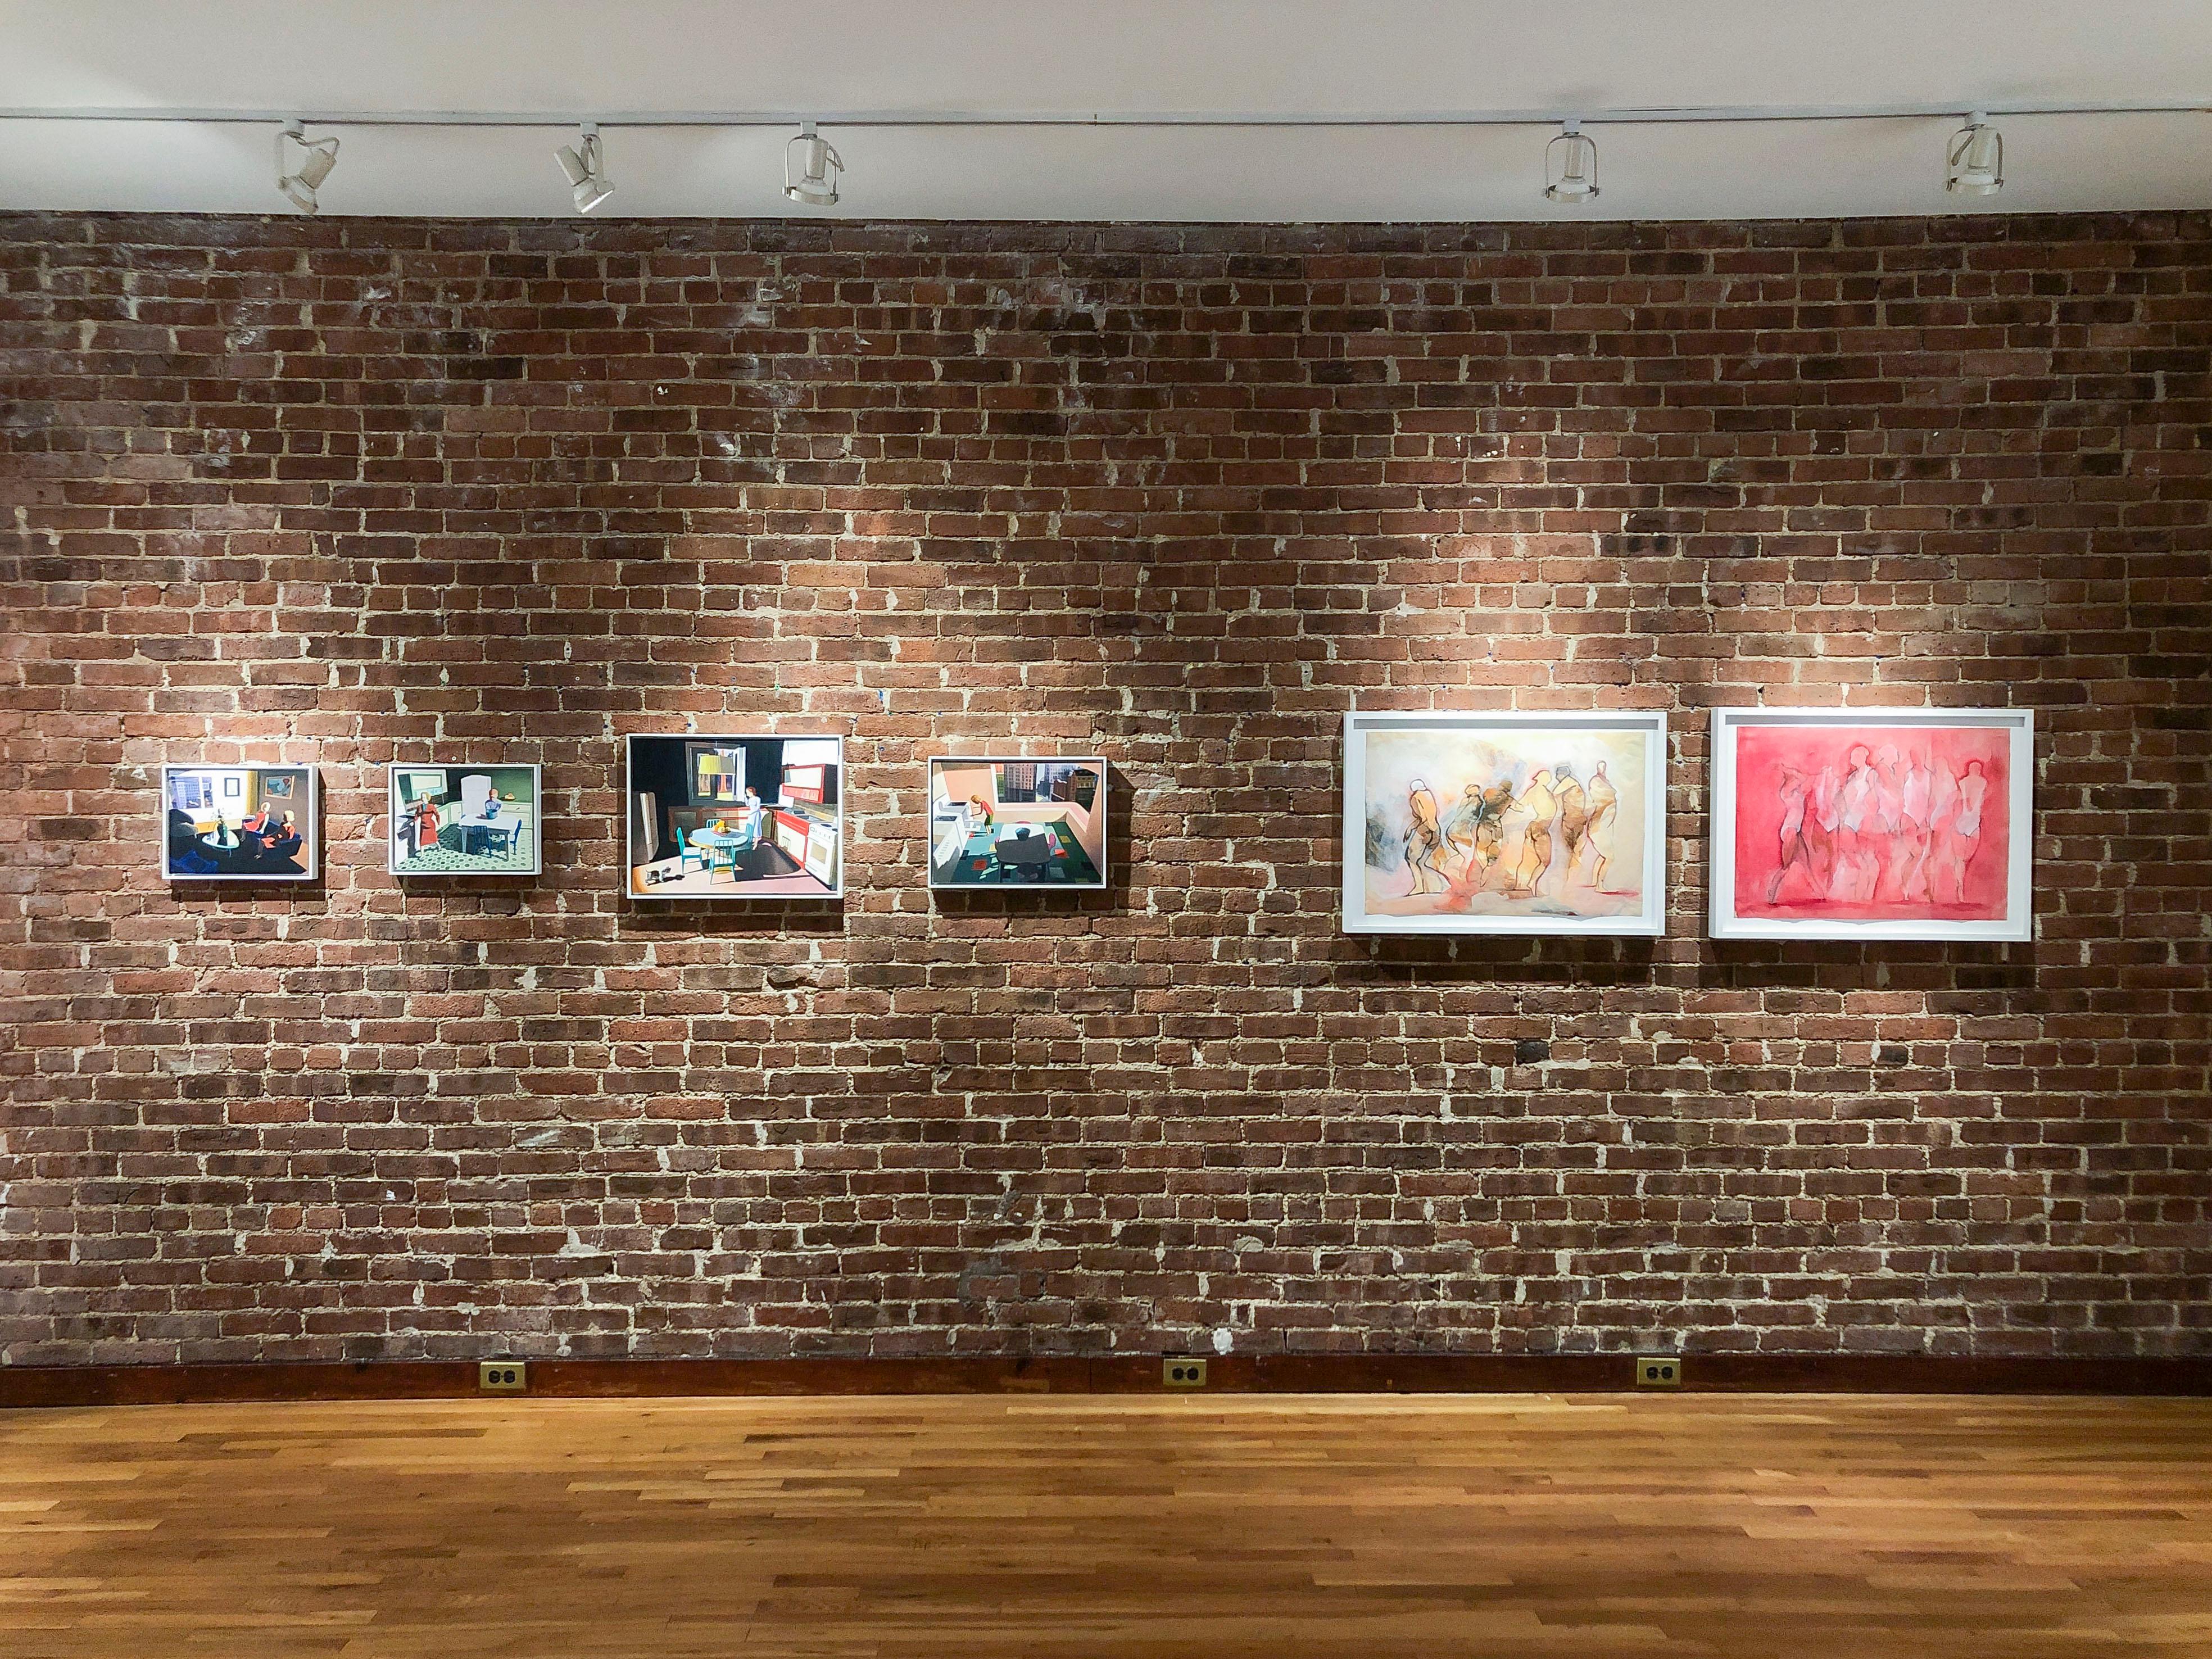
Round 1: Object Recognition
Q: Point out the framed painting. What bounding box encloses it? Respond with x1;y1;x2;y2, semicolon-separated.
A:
927;756;1108;889
388;763;543;877
161;763;319;882
1708;707;2033;942
625;734;843;900
1341;710;1668;936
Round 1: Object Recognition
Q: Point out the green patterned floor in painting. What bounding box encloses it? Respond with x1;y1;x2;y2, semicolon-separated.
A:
395;842;534;876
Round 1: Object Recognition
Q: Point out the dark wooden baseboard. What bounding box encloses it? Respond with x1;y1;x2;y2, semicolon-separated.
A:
3;1353;2208;1408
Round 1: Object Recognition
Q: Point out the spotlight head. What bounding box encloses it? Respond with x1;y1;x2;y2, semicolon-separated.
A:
1946;112;2004;196
556;125;614;214
275;119;340;215
1544;119;1600;204
784;123;842;207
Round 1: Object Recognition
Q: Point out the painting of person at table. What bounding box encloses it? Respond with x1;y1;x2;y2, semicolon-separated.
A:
387;764;540;877
927;758;1107;889
161;765;316;881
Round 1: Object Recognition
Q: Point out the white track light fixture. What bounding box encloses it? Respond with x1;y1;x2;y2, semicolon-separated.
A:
1946;112;2004;196
557;123;614;213
783;121;842;206
1544;119;1600;203
275;120;339;214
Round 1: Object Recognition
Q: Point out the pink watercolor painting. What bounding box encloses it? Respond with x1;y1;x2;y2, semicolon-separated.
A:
1731;724;2011;924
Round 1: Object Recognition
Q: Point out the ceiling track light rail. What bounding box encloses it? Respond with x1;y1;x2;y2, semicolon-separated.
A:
6;99;2205;129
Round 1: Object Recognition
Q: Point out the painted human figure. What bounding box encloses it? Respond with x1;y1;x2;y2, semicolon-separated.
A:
1446;780;1515;890
1510;769;1559;897
1870;745;1906;900
411;794;441;857
1441;783;1488;881
1552;763;1589;887
1404;778;1447;896
1893;749;1934;901
1767;763;1816;904
1919;755;1964;901
1943;758;1988;903
1583;761;1619;891
1830;744;1881;903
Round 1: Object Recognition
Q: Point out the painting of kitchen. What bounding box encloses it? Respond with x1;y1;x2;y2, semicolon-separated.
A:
388;764;541;876
928;757;1107;888
627;735;843;900
161;763;318;881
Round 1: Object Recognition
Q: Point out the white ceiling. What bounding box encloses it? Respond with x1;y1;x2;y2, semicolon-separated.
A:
1;0;2208;221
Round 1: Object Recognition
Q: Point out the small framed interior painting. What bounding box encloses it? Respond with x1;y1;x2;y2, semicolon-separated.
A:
1708;706;2033;942
161;764;318;882
625;734;843;900
927;756;1108;889
1341;710;1669;936
388;763;543;877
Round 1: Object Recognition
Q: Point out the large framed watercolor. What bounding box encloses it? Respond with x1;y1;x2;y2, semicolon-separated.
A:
625;734;843;900
1341;710;1667;936
927;756;1107;889
161;763;318;881
1708;706;2033;942
388;764;542;877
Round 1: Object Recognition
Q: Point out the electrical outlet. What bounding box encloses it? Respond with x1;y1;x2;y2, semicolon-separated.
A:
1163;1357;1208;1388
478;1360;528;1393
1635;1356;1682;1388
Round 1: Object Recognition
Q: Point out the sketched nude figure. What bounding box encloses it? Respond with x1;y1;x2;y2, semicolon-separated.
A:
1828;744;1881;903
1508;769;1560;897
1403;777;1448;895
1932;758;1988;902
1766;762;1823;903
1581;760;1620;891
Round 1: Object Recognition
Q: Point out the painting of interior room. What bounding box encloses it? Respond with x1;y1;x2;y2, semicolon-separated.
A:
388;764;541;876
1342;711;1667;936
928;758;1108;888
1709;708;2034;942
627;735;843;900
161;764;317;881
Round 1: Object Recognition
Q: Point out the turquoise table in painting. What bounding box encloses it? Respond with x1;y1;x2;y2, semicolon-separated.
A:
687;824;755;879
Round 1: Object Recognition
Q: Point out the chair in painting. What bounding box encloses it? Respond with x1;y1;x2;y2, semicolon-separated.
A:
674;827;709;878
167;808;219;876
997;826;1053;880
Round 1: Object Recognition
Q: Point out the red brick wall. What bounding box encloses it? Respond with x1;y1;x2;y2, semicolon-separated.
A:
2;213;2208;1367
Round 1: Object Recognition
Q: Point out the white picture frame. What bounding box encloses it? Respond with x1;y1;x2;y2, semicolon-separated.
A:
1341;709;1669;936
624;733;845;901
1707;706;2034;942
925;756;1109;891
160;763;319;882
387;763;544;878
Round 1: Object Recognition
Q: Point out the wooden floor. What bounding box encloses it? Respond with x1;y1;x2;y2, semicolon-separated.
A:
4;1393;2211;1658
